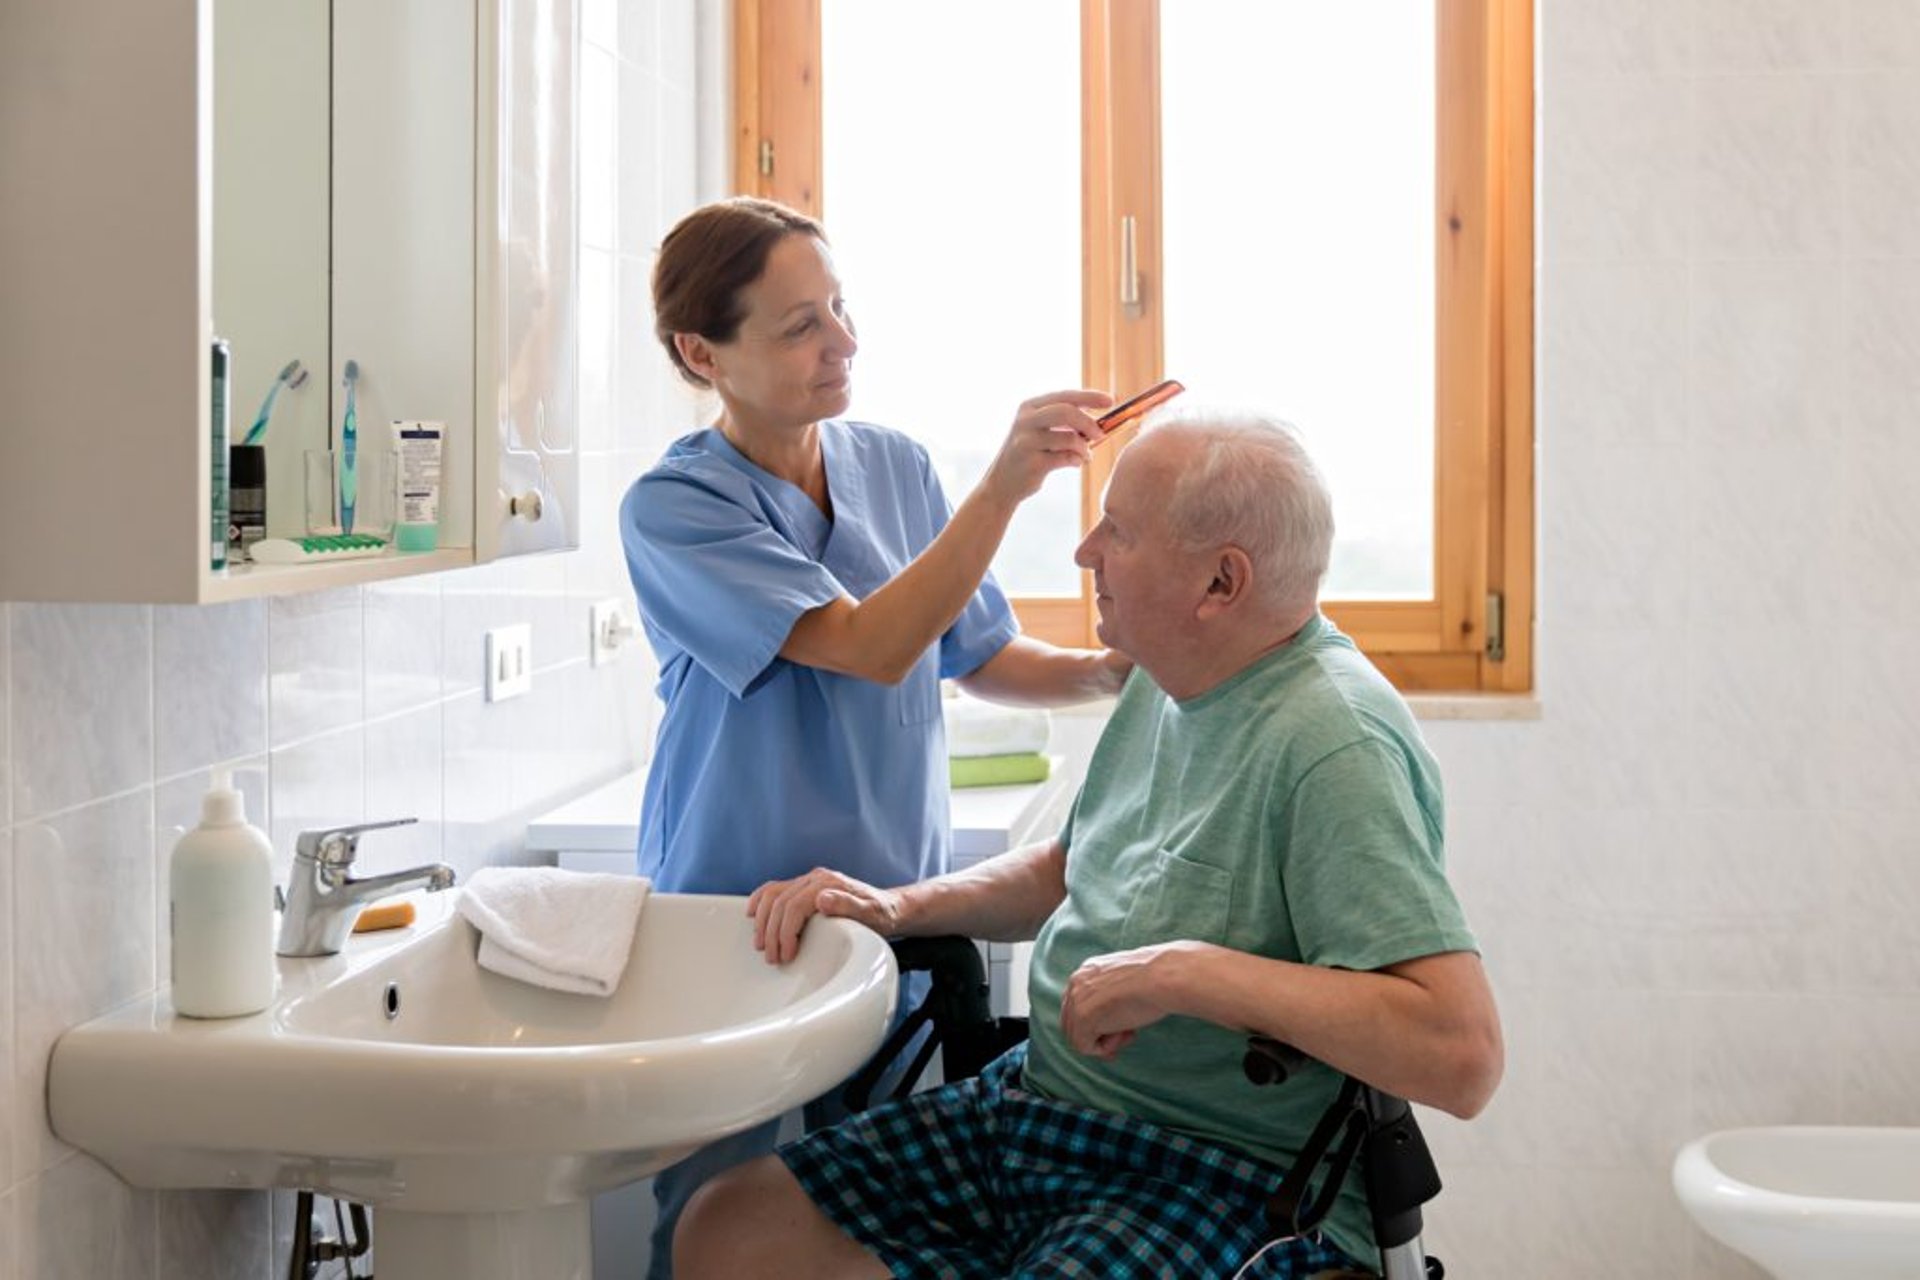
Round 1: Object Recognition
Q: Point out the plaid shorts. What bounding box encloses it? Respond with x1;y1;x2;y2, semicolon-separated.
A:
779;1043;1370;1279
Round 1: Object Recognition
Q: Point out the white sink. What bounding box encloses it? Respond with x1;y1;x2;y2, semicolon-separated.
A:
49;892;897;1279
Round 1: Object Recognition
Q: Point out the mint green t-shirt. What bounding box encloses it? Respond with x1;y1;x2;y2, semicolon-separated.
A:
1023;613;1478;1264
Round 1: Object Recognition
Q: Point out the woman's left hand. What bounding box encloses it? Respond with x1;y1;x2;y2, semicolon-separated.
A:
1059;942;1189;1060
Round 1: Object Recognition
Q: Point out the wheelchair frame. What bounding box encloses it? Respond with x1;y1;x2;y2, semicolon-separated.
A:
845;937;1444;1280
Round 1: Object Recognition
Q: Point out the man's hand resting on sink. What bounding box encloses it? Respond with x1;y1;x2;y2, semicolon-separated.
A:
745;868;905;965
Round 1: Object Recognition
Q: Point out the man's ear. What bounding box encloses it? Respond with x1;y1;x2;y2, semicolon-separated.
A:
1196;546;1253;620
674;332;718;383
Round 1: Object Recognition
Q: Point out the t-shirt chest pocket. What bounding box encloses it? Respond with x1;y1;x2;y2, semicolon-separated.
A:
1120;847;1235;947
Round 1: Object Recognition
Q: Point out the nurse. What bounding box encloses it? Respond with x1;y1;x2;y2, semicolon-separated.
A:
620;197;1129;1275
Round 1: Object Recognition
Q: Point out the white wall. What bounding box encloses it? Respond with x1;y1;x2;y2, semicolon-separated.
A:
1406;3;1920;1274
0;0;704;1274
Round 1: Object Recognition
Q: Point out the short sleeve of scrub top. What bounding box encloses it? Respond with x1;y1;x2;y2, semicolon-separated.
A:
620;422;1020;896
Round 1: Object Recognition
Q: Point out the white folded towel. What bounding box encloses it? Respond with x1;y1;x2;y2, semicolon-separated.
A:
944;695;1051;759
456;867;651;997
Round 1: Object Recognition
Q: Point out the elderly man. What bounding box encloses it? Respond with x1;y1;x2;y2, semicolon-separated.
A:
676;409;1504;1279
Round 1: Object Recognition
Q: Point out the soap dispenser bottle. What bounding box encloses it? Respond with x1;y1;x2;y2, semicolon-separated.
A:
169;769;276;1017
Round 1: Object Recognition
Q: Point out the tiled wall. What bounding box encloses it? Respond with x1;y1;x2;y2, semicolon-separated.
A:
1412;2;1920;1275
0;0;707;1274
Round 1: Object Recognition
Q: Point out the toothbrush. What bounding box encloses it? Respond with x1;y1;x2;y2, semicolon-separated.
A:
241;359;307;446
339;359;360;535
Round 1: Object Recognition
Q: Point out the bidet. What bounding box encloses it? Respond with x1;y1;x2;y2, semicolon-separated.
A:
1674;1126;1920;1280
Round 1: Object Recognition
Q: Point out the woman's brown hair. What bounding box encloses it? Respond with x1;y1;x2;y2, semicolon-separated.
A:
652;197;826;388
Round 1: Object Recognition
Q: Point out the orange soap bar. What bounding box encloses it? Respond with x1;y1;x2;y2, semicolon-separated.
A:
352;900;418;933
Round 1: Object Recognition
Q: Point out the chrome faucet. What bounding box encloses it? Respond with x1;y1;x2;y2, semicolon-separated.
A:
276;818;456;957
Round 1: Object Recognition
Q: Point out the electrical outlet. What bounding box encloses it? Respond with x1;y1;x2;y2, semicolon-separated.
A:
589;598;634;667
486;624;532;701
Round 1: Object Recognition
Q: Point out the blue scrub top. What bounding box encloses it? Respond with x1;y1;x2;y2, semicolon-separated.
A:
619;420;1019;894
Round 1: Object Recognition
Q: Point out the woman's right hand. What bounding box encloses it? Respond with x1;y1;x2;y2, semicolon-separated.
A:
981;390;1113;508
746;867;906;965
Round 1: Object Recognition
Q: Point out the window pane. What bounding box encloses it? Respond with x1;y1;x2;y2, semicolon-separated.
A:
822;1;1082;596
1162;3;1435;599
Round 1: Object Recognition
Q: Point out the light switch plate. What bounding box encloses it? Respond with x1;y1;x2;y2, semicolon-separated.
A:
589;598;631;667
486;624;532;701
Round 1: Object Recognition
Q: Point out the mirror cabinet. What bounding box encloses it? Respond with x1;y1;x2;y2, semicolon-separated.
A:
0;0;579;604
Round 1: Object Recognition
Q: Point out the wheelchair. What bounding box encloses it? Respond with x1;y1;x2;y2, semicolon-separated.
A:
845;937;1445;1280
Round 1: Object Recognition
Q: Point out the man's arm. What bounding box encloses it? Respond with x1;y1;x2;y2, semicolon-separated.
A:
1058;944;1503;1120
747;837;1069;964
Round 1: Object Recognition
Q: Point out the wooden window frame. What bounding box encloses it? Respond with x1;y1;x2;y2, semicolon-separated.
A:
734;0;1533;693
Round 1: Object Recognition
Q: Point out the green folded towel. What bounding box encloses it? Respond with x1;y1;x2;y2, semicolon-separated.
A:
949;753;1052;789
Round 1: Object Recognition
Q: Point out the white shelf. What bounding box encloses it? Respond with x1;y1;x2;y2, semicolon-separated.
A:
202;547;473;603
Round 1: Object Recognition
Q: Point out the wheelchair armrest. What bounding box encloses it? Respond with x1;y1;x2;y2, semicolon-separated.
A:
842;937;1030;1111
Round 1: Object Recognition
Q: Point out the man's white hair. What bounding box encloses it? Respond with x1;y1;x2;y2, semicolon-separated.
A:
1143;406;1335;612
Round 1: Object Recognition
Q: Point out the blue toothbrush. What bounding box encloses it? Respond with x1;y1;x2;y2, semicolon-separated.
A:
241;359;307;446
339;359;360;535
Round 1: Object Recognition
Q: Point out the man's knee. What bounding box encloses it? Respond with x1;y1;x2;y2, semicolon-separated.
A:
674;1152;889;1280
674;1156;770;1277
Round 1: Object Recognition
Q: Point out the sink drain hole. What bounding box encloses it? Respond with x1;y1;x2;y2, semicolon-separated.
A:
383;982;401;1020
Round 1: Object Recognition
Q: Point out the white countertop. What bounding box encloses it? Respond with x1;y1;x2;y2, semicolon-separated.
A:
525;763;1074;862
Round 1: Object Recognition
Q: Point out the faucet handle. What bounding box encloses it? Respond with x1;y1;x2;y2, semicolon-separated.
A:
295;817;419;867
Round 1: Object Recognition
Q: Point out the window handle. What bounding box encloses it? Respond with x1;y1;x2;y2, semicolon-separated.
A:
1119;215;1141;314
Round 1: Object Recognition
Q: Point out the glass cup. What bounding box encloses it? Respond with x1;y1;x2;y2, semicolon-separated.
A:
304;448;396;539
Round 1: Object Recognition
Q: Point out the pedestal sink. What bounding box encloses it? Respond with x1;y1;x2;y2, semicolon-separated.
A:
48;892;897;1280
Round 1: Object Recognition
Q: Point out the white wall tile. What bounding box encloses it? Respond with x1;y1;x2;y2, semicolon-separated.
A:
362;705;444;876
1834;427;1920;630
1539;259;1690;450
580;43;618;255
578;249;616;454
155;1188;270;1280
1676;807;1838;993
442;691;522;877
1543;75;1693;262
1845;254;1920;443
1830;811;1920;992
1847;0;1920;68
617;62;662;258
1694;0;1847;71
1542;0;1693;76
1845;74;1920;257
1686;994;1842;1135
12;792;155;1178
1831;631;1920;813
658;0;697;88
581;0;615;54
14;1155;153;1280
267;730;365;871
1688;257;1844;449
10;605;150;822
613;253;661;456
1538;441;1691;632
618;0;657;70
154;600;269;779
1833;994;1920;1124
441;561;519;699
510;553;575;677
364;577;443;720
1693;74;1845;259
268;587;365;747
1684;630;1837;811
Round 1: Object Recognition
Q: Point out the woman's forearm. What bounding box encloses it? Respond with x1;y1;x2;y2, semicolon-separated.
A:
957;635;1129;707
